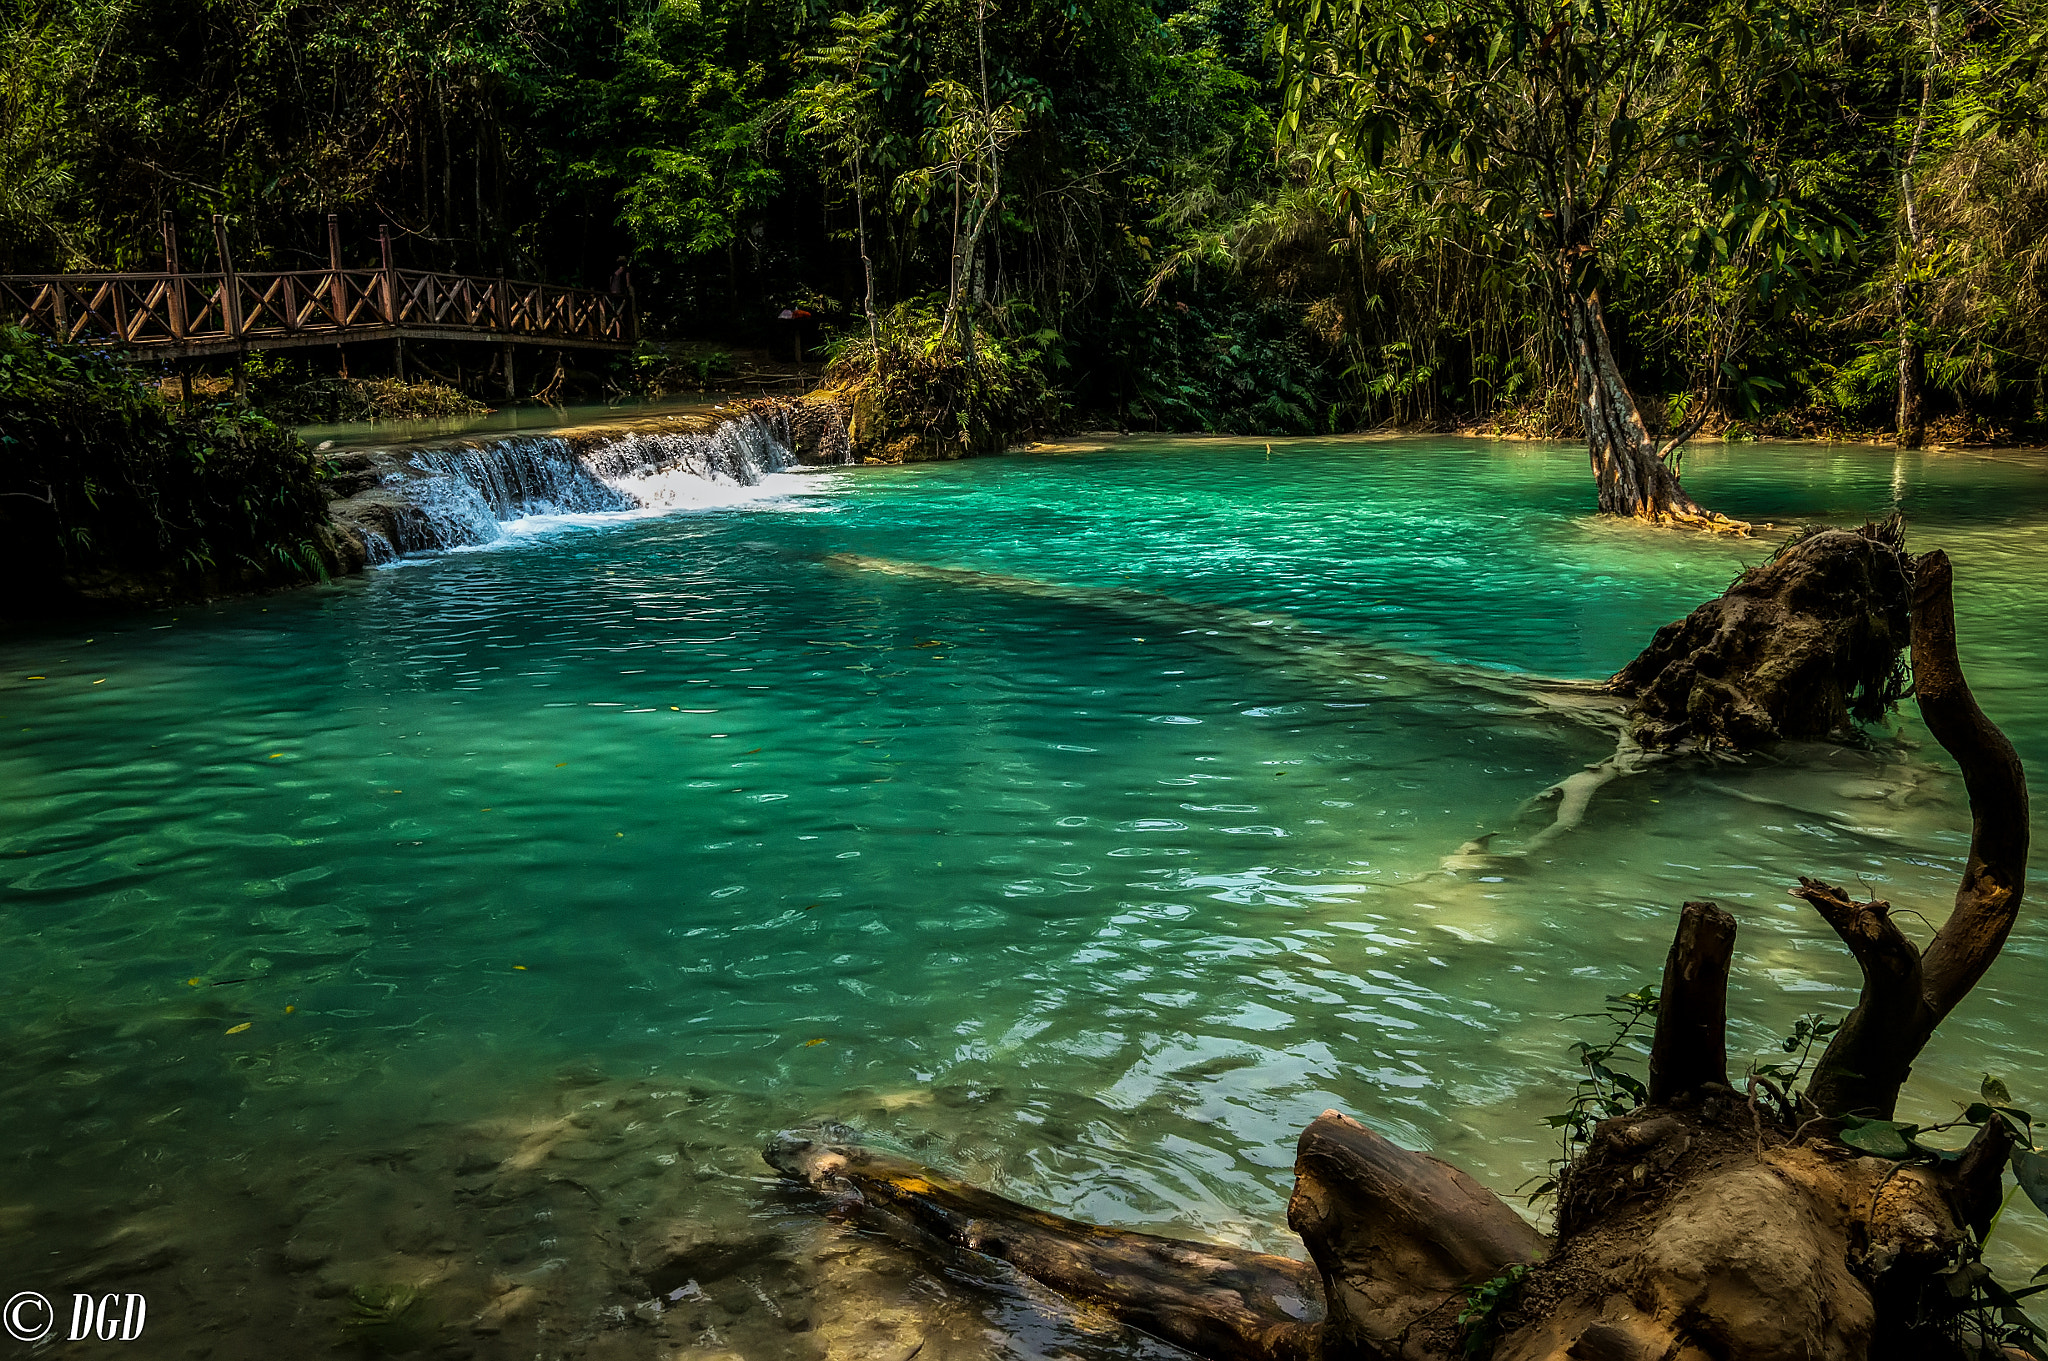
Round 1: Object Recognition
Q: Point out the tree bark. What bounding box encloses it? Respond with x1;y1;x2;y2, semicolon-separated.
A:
1565;289;1747;531
1896;0;1938;450
763;1133;1326;1360
1290;1112;1547;1359
1897;302;1926;450
854;163;881;364
1646;901;1736;1103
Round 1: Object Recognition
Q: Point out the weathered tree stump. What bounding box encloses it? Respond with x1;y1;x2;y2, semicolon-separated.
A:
768;544;2028;1361
1498;519;1919;864
1608;519;1914;750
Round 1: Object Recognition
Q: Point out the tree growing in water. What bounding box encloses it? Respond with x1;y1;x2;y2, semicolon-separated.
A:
1273;0;1854;527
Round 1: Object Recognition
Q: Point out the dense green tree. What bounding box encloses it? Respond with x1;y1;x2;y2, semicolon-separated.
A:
1271;0;1862;524
2;0;2045;458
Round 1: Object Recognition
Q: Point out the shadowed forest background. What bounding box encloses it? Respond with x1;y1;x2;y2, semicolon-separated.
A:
6;0;2048;438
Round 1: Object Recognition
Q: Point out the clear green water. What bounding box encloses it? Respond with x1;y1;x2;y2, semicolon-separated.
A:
3;435;2045;1350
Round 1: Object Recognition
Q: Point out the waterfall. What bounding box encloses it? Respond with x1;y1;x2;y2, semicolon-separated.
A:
579;416;795;507
328;400;850;560
413;437;632;520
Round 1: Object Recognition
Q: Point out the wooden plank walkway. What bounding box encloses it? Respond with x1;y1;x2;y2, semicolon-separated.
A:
2;215;634;360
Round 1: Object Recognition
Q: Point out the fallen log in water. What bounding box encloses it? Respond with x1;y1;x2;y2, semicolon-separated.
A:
823;551;1626;736
761;1134;1328;1360
829;521;1935;874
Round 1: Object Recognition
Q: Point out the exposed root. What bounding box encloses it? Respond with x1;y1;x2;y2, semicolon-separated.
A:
1643;503;1757;535
1512;736;1674;855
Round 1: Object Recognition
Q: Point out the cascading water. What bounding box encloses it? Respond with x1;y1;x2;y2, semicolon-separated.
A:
580;411;802;507
328;400;850;561
398;436;633;552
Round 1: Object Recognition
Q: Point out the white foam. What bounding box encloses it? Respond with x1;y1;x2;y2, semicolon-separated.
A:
370;414;850;563
456;471;842;551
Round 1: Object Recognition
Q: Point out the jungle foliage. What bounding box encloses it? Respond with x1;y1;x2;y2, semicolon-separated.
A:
4;0;2048;441
0;327;345;611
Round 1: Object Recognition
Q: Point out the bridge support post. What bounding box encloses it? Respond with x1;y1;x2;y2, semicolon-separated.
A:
394;336;406;382
161;211;185;340
211;214;249;406
378;224;397;325
211;215;241;336
502;342;516;399
326;215;347;327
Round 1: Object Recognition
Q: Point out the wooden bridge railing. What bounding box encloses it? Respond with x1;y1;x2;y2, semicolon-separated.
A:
1;216;634;360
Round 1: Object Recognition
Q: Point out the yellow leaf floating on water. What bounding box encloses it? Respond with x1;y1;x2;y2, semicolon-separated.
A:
555;762;567;768
269;753;282;759
225;1022;251;1035
187;978;201;987
93;679;106;685
805;1038;826;1047
285;1005;295;1014
513;965;527;971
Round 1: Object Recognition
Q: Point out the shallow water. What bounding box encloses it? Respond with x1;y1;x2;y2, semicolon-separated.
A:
300;394;756;452
3;434;2045;1355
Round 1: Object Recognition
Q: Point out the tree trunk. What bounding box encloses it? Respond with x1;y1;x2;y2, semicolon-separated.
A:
1897;294;1926;450
854;160;881;365
1564;289;1747;532
945;171;965;334
1896;0;1939;451
763;1135;1326;1361
769;548;2027;1361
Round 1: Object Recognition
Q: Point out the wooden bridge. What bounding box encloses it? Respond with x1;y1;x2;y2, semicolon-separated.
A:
1;215;634;365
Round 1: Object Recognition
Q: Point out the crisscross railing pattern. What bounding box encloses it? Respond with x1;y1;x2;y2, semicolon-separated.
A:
2;262;632;356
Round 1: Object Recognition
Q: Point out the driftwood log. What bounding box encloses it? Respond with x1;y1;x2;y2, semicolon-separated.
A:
769;545;2027;1359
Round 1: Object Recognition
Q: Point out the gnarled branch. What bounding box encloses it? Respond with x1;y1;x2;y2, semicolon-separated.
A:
1910;549;2030;1014
1801;548;2029;1120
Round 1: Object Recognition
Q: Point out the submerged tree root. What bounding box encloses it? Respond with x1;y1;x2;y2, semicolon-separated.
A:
1452;518;1924;870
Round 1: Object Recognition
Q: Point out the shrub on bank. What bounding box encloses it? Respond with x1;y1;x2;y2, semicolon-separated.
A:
824;301;1061;462
239;351;490;424
0;327;352;615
